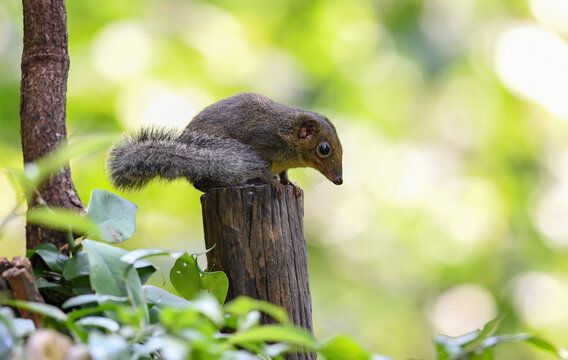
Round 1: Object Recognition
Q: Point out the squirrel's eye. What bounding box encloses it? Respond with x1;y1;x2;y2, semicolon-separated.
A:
317;142;331;157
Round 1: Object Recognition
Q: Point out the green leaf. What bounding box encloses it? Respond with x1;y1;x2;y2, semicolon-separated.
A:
27;243;69;273
62;294;128;309
435;332;480;357
472;348;495;360
12;318;35;338
158;336;190;359
263;343;293;357
67;303;124;324
320;335;371;360
229;325;318;349
71;276;93;296
462;316;504;351
479;334;567;358
201;270;229;304
27;207;100;237
445;333;568;360
170;253;202;300
0;322;13;359
62;251;89;279
0;299;67;322
132;336;163;357
22;136;113;194
76;316;120;332
160;306;200;330
192;294;224;327
238;310;261;331
225;296;289;324
525;336;562;354
82;239;147;321
135;261;157;285
475;317;503;342
122;249;183;285
88;332;129;360
191;246;215;257
143;285;190;308
87;189;138;243
435;340;451;360
34;278;63;290
121;249;183;265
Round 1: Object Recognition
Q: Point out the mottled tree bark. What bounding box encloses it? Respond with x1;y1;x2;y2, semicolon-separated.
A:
0;256;45;326
201;185;315;360
20;0;84;250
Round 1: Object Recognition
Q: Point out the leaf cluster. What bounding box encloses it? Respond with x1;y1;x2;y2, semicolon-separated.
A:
0;189;375;360
434;317;567;360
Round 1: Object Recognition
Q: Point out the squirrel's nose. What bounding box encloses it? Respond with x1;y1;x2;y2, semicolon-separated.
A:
333;176;343;185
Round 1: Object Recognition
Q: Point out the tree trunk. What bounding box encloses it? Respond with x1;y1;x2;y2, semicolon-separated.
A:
20;0;84;250
201;185;315;360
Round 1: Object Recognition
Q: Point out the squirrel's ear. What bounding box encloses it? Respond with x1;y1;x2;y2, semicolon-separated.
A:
298;118;319;139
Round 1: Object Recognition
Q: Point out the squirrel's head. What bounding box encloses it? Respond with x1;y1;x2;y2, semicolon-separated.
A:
295;112;343;185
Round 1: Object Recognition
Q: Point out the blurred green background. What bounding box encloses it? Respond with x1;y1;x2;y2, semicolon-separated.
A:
2;0;568;358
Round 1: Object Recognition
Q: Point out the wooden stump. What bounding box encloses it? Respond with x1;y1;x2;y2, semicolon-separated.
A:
201;185;314;359
0;256;45;326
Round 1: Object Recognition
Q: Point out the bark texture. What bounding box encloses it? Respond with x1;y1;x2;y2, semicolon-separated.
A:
201;185;315;360
0;256;45;326
20;0;84;250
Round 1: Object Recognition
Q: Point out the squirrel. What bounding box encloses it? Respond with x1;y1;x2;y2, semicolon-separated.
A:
106;92;343;195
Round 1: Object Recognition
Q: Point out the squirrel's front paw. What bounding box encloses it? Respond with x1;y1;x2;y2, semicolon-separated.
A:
278;178;302;198
288;181;302;198
270;179;285;198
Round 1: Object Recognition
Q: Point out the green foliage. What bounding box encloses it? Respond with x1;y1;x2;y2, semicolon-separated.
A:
26;207;99;239
25;189;138;246
3;189;567;359
434;316;567;360
0;307;35;358
0;189;381;359
319;336;371;360
82;239;149;321
5;137;113;204
170;252;229;304
86;189;138;243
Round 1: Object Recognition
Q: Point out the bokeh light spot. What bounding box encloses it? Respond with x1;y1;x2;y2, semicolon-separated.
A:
0;5;12;55
332;20;397;84
183;3;258;84
534;181;568;247
92;21;152;81
530;0;568;36
116;80;211;129
142;92;195;128
512;272;568;327
494;23;568;119
428;284;497;336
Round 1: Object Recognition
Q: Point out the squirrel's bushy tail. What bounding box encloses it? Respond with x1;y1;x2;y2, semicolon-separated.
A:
106;128;268;191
